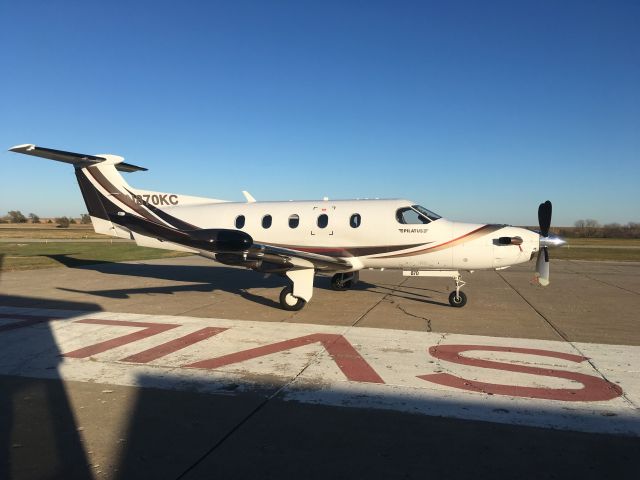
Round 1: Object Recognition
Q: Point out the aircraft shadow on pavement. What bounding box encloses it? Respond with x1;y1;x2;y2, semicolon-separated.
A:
0;289;639;478
47;254;451;307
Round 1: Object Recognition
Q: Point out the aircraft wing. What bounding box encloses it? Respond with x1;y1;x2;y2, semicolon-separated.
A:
249;244;353;271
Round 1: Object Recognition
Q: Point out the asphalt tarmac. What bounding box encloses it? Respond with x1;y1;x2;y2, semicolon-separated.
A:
1;256;639;479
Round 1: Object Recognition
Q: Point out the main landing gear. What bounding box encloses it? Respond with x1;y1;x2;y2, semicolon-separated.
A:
448;274;467;308
278;264;315;311
279;285;306;311
279;270;360;310
330;272;359;291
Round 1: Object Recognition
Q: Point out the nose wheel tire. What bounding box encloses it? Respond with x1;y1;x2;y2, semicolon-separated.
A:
331;273;353;291
448;290;467;308
279;285;306;311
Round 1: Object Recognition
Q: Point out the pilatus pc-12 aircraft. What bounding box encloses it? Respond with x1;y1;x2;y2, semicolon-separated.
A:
10;144;565;311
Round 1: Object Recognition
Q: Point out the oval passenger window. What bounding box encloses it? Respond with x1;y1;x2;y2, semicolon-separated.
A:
317;214;328;229
235;215;245;229
262;215;272;229
289;214;299;228
350;213;361;228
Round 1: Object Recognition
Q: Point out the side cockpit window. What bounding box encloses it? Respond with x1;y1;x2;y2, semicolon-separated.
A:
396;207;429;224
396;205;442;224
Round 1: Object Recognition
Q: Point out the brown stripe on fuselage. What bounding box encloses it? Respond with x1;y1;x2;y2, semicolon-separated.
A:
259;243;430;258
123;187;199;231
370;224;504;259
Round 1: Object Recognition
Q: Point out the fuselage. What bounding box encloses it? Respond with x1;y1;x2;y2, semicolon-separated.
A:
163;198;540;272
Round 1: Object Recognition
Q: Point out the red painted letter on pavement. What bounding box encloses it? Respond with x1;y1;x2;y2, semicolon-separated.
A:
186;333;384;384
64;319;180;358
122;327;228;363
418;344;622;401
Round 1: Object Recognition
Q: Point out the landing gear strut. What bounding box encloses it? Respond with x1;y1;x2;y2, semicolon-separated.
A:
448;274;467;307
331;272;359;291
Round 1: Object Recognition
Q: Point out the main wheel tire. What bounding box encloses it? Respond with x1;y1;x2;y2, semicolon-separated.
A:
279;285;306;311
448;290;467;308
331;273;352;291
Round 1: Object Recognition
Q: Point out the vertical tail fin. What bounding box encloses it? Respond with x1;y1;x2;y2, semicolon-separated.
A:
9;144;227;243
10;144;254;255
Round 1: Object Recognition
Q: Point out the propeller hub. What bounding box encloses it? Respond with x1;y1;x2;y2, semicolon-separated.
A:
539;235;566;248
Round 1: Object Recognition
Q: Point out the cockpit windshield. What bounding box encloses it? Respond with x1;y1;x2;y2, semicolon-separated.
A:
396;205;442;224
412;205;441;221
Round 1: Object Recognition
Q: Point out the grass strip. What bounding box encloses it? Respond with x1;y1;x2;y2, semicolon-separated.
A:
0;242;189;272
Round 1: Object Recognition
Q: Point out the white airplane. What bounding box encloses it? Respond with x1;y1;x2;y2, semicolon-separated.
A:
9;144;565;311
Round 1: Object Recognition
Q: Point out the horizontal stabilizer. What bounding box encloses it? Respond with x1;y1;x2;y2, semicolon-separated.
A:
8;144;147;172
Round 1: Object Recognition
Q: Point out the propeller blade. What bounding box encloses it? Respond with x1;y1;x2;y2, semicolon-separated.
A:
538;200;552;237
535;247;550;286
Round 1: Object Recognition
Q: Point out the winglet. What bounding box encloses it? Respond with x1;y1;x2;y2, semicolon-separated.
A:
9;144;36;152
242;190;256;203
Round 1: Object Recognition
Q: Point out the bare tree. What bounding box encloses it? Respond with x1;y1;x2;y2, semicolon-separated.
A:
8;210;27;223
80;214;91;224
573;219;586;237
584;219;600;228
583;219;600;238
55;216;70;228
28;213;41;224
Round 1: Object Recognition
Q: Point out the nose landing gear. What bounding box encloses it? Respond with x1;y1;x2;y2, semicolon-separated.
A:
402;270;469;307
448;275;467;308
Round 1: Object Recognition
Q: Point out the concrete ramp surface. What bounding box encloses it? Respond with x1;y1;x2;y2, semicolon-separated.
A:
1;306;638;437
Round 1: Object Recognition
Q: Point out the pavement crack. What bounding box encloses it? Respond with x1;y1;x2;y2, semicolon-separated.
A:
559;342;640;411
174;319;358;479
565;260;639;295
395;303;432;332
496;272;638;410
349;277;410;329
583;275;639;296
496;271;569;342
431;333;456;375
174;374;301;479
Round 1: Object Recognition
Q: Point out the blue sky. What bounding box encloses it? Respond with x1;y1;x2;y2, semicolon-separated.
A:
1;0;638;226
